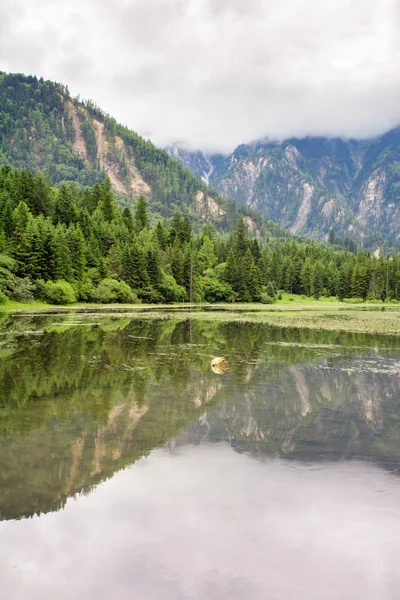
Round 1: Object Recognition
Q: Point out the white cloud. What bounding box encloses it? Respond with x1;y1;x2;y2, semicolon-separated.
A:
1;0;399;151
1;446;400;599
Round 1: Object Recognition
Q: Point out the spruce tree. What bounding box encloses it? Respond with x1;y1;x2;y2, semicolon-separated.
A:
66;225;87;281
311;261;325;299
146;249;162;287
122;206;134;233
54;225;73;281
121;242;149;290
54;185;77;226
99;178;117;223
2;199;14;239
134;196;149;232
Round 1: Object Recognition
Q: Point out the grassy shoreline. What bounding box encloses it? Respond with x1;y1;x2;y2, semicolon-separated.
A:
2;294;400;336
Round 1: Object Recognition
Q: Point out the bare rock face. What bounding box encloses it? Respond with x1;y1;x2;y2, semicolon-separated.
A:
357;168;388;227
289;182;314;234
191;190;227;221
168;130;400;246
1;74;238;228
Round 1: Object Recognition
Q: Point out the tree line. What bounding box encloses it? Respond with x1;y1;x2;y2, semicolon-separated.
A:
1;165;400;305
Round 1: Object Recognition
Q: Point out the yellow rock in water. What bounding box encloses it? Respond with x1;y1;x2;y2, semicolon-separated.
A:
210;357;228;375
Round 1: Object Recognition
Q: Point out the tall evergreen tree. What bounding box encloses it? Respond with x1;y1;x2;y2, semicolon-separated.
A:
99;178;117;223
134;196;149;232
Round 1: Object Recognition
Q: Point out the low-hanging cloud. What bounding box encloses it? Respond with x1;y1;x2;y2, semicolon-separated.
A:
1;0;399;152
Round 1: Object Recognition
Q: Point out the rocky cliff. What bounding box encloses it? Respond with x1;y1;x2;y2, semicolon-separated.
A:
168;130;400;247
0;72;266;233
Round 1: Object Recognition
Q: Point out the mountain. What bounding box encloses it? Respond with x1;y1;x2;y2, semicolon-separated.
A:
4;71;400;248
167;131;400;248
0;72;272;234
165;145;225;185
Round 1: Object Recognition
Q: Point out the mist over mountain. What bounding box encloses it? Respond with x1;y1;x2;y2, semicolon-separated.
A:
167;130;400;248
3;70;400;251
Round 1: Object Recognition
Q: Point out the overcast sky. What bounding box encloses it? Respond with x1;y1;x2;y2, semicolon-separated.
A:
1;0;400;152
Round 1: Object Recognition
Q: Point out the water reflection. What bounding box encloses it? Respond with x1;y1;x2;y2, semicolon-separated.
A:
0;313;400;524
1;446;399;600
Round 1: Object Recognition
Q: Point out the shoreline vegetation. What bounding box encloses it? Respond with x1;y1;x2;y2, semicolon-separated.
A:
3;167;400;312
2;294;400;336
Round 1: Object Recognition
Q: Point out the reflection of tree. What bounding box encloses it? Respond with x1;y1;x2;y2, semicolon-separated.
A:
184;353;400;474
1;314;399;521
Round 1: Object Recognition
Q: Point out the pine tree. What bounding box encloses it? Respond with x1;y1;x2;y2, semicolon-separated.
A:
106;245;122;279
284;259;296;293
198;235;216;272
12;217;40;278
54;225;73;281
2;199;15;239
121;243;149;290
31;172;52;216
311;261;325;299
250;238;261;261
54;185;77;226
134;196;149;232
154;221;168;250
122;206;134;233
300;258;313;296
351;263;369;300
180;215;192;243
66;225;87;281
99;178;117;223
246;253;262;301
146;249;162;287
170;241;184;287
234;217;248;256
37;218;57;280
337;261;352;300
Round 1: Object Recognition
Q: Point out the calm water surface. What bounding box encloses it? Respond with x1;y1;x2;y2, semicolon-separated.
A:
1;312;400;599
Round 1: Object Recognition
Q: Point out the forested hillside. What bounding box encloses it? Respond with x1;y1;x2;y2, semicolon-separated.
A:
0;72;269;233
1;166;400;305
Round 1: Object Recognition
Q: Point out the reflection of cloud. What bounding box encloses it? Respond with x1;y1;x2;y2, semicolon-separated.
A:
1;444;399;599
1;1;400;151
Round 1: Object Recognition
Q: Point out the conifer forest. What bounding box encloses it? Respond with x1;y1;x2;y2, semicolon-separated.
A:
1;165;400;305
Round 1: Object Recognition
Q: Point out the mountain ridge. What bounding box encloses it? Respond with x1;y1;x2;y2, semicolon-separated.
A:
167;129;400;249
0;72;276;236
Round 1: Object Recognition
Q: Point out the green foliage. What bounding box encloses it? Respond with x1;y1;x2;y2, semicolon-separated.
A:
0;74;104;186
43;280;76;304
0;253;16;294
93;278;137;304
158;274;187;303
200;277;234;302
74;279;96;302
0;72;294;239
134;196;149;232
8;277;36;302
260;292;275;304
224;219;262;301
1;164;400;306
81;117;97;160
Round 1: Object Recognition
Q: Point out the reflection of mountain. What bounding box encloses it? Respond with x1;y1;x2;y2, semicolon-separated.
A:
0;377;224;521
0;313;399;521
180;353;400;472
0;315;233;520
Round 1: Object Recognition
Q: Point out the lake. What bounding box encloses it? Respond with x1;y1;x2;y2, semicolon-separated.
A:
1;311;400;599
